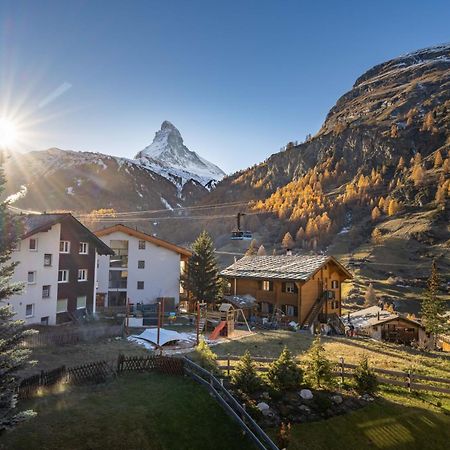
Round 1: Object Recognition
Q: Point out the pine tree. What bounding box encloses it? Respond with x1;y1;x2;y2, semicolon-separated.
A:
193;338;219;374
257;245;267;256
267;346;303;391
304;336;334;388
364;283;377;307
281;232;295;250
0;169;36;431
182;231;220;304
421;261;446;343
421;111;435;132
231;351;262;394
354;356;378;395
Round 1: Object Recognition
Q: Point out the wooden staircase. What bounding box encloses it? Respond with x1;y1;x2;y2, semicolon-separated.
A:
301;292;328;330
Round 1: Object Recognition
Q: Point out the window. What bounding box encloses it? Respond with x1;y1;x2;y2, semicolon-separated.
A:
58;270;69;283
79;242;89;254
59;241;70;253
40;316;49;325
42;285;51;298
284;305;297;316
137;281;144;290
25;304;34;318
43;253;52;267
29;238;38;251
262;280;272;291
285;282;296;294
27;271;36;284
56;298;68;313
76;295;87;309
331;280;339;289
78;269;88;282
138;260;145;269
138;240;146;250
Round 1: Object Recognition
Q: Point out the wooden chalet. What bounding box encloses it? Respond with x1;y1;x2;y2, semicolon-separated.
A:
220;255;352;329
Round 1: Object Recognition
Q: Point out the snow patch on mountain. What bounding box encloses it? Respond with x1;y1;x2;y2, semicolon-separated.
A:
134;121;225;187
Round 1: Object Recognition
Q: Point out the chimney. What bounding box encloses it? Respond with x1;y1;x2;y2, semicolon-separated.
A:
286;249;292;256
377;311;380;321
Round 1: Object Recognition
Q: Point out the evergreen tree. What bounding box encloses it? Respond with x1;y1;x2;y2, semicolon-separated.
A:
267;346;303;391
183;231;220;304
364;283;378;307
193;338;219;374
354;356;378;395
304;336;334;388
421;261;446;343
0;169;36;431
231;351;262;394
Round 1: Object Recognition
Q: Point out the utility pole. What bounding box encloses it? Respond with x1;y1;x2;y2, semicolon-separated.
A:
196;302;200;346
157;301;161;347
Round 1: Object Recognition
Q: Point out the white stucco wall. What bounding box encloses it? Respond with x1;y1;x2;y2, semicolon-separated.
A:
96;230;182;305
7;223;60;325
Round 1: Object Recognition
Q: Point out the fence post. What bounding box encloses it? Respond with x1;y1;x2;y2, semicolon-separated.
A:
340;357;345;384
407;369;411;393
227;353;231;377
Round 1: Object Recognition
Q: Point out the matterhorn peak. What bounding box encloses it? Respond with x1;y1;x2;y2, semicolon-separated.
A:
134;121;225;187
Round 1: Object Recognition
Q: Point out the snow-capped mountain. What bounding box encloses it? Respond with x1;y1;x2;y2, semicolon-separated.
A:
135;121;225;187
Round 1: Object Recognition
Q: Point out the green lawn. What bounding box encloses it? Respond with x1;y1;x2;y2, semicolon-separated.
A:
214;330;450;379
0;373;254;450
283;388;450;450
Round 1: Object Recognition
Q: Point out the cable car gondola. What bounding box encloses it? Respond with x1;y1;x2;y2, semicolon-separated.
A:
230;212;253;240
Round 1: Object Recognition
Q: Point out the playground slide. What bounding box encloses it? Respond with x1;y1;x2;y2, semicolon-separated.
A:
210;321;226;340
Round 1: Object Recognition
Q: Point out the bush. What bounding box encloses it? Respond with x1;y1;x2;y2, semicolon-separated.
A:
267;346;303;391
192;339;218;374
304;336;335;388
231;351;262;394
354;356;378;395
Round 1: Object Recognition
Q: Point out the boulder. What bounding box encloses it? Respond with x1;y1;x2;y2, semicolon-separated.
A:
257;402;272;416
331;395;343;404
299;389;313;400
299;405;311;414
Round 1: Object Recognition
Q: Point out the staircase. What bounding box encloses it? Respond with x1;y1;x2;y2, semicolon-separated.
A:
328;313;346;335
301;292;328;330
198;317;206;333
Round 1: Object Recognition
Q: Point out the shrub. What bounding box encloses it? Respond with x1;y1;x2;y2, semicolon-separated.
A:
267;346;303;391
231;351;262;394
354;356;378;395
304;336;335;388
192;339;218;374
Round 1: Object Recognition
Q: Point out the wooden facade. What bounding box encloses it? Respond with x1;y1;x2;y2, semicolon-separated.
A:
223;257;351;325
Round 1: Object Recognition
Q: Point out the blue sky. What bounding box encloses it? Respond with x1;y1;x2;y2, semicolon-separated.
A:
1;0;449;173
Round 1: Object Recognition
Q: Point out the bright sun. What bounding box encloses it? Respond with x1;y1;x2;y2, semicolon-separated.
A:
0;118;18;147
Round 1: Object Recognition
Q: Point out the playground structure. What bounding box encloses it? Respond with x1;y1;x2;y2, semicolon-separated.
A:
196;302;251;342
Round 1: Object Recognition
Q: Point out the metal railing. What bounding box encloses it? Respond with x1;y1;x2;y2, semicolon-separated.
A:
183;357;279;450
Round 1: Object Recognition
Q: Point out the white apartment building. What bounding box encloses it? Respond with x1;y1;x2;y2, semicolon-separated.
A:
95;224;191;307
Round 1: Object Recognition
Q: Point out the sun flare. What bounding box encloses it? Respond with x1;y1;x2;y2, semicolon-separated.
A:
0;118;19;148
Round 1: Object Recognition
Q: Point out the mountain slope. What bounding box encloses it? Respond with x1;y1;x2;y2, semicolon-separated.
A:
2;122;224;212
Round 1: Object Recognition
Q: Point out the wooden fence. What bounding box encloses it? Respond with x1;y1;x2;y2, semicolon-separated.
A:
184;357;279;450
216;355;450;396
22;324;124;348
17;354;183;399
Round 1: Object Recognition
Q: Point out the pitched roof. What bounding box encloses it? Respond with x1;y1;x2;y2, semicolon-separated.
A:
341;306;422;328
19;213;113;255
94;224;192;258
220;254;351;281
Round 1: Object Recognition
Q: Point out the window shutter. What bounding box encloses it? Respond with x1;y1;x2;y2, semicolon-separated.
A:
269;281;274;291
258;280;262;290
281;282;286;293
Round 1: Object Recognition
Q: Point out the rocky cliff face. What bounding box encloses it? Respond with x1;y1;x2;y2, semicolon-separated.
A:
207;44;450;205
